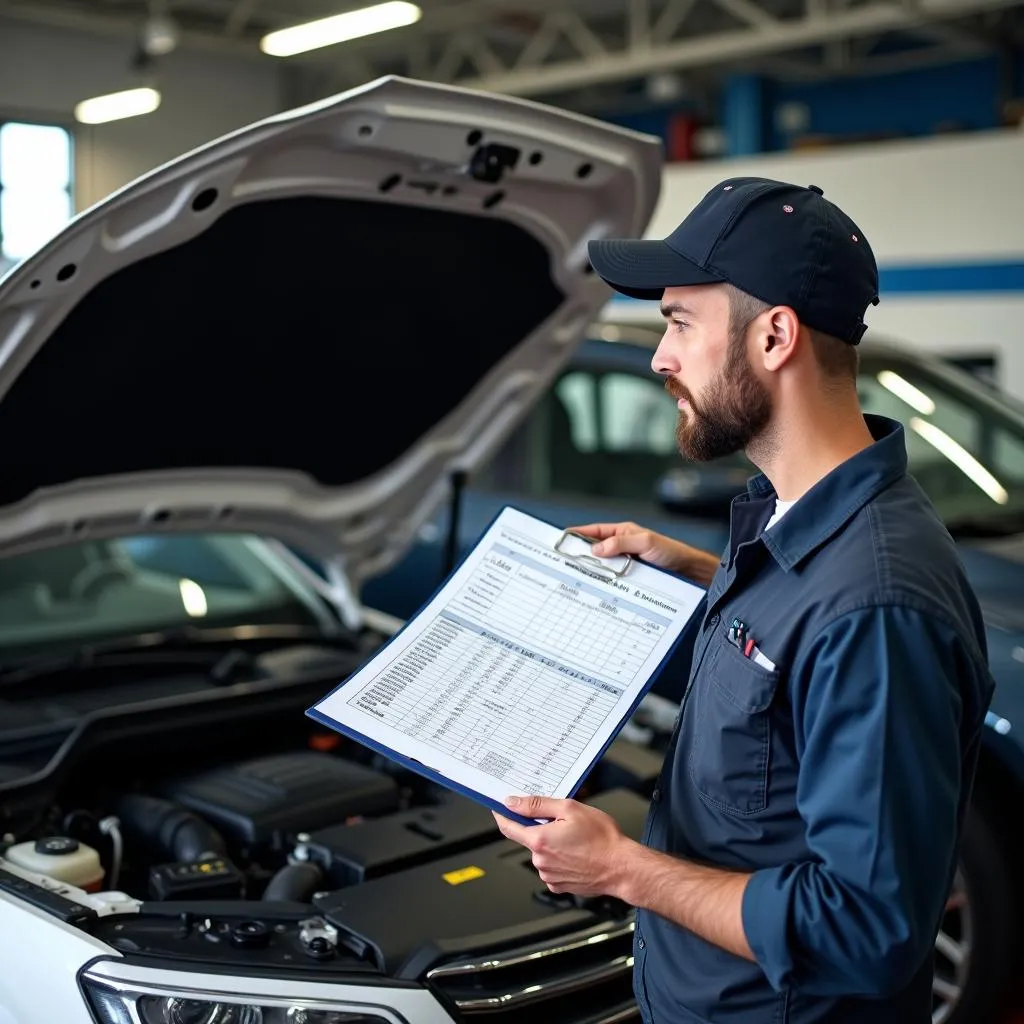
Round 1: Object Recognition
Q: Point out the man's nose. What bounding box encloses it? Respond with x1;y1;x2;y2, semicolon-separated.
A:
651;334;679;377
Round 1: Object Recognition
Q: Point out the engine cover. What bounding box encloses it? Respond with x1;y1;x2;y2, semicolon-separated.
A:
162;751;400;848
315;787;650;976
305;793;499;887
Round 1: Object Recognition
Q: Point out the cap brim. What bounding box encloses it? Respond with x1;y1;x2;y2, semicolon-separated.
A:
587;238;721;300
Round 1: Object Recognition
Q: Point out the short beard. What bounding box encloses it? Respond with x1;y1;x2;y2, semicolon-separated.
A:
667;330;772;462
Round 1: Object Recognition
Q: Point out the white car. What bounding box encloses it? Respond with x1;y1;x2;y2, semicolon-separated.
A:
0;77;663;1023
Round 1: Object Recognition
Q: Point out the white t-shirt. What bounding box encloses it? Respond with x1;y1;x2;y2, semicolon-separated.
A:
765;498;797;531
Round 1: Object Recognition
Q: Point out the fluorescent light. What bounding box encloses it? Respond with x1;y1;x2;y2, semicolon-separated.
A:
910;417;1009;505
260;1;422;56
178;578;209;618
876;370;936;415
74;87;161;125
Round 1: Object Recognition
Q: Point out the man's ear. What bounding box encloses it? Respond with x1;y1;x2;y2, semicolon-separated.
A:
753;306;800;371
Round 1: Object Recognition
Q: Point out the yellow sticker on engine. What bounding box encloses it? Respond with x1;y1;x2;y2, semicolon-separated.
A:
443;866;485;885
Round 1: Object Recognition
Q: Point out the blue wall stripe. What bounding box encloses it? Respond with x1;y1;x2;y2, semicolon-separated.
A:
878;261;1024;294
606;260;1024;301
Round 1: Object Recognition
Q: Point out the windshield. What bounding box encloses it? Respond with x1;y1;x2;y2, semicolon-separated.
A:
0;532;332;663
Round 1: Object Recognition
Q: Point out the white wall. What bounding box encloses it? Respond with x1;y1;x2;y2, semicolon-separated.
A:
648;129;1024;263
0;20;283;211
604;128;1024;395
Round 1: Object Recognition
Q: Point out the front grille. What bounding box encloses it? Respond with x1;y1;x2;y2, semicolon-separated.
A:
425;916;639;1023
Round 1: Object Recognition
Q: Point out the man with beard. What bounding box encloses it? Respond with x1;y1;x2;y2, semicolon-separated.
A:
491;177;995;1023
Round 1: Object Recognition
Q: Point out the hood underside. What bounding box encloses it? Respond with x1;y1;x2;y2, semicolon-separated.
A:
0;76;662;590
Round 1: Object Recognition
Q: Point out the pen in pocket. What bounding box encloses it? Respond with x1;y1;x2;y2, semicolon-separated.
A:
728;618;777;672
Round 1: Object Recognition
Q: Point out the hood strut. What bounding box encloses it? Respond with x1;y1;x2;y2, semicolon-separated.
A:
443;470;470;579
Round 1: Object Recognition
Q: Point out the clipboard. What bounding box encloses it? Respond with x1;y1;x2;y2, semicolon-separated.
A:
553;528;634;581
306;506;704;826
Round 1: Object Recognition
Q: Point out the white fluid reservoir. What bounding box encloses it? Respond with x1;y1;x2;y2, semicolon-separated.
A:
4;836;105;890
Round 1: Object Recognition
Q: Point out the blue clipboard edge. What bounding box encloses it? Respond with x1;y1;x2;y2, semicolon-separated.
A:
305;503;704;828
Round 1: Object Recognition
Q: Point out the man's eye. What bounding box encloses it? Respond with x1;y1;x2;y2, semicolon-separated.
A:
672;320;689;332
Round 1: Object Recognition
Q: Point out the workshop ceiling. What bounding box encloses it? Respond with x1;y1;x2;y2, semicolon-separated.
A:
2;0;1022;113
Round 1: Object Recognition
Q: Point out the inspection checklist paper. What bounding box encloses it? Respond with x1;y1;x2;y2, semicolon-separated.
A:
307;507;705;820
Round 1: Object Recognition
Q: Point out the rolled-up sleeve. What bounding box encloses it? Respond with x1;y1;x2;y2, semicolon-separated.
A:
740;604;970;997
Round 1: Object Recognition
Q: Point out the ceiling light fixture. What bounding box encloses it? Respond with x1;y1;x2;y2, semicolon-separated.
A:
141;13;180;57
260;1;423;57
74;87;162;125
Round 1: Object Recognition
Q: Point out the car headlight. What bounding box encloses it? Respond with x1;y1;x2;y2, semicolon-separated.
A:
83;978;392;1024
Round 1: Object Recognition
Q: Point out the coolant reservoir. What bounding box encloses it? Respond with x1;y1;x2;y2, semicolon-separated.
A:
5;836;105;890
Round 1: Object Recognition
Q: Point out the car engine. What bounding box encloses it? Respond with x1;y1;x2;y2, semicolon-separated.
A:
4;738;659;900
1;712;672;1024
4;749;491;902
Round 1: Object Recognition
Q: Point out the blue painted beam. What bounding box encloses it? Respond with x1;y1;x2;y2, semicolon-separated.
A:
724;74;765;156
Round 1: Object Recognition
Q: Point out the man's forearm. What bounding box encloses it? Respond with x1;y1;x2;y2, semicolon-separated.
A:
610;838;756;962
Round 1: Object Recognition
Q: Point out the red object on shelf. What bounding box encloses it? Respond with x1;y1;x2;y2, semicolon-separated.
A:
667;112;697;162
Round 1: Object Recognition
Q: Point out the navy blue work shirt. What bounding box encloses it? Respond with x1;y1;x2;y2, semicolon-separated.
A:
635;414;995;1024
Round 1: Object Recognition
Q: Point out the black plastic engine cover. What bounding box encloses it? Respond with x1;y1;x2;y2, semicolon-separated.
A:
315;787;649;978
306;793;499;887
162;751;400;847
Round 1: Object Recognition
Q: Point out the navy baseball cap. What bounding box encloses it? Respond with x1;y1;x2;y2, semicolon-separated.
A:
588;176;880;344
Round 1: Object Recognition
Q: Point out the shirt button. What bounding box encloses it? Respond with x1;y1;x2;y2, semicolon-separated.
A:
651;788;660;803
709;612;720;627
638;936;645;949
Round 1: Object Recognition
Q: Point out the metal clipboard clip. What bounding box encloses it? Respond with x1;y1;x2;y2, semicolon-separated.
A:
553;529;634;581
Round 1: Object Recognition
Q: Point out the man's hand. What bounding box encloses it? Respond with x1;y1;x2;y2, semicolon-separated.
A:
495;796;756;962
572;521;719;588
492;796;633;897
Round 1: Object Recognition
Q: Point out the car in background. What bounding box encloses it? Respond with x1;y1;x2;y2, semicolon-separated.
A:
364;322;1024;1024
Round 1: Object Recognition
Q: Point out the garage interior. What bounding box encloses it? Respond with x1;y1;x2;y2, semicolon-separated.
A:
1;2;1023;1024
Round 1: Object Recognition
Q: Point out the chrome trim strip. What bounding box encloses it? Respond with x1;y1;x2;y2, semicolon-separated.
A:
594;1007;641;1024
450;954;634;1011
426;919;635;979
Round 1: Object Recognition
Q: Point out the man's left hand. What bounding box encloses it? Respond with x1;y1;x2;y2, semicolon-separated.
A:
492;796;633;898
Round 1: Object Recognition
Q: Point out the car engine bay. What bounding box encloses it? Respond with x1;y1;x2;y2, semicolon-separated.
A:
2;739;663;900
8;748;500;900
0;699;668;1014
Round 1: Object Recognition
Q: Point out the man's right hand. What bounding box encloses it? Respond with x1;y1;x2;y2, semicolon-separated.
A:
572;521;720;588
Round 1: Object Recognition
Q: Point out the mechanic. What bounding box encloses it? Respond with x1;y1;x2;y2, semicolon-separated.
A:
492;176;996;1023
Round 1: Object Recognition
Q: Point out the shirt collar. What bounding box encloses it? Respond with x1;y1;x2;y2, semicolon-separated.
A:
727;414;909;572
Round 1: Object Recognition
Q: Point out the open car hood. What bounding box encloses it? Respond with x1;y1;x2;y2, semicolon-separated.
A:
0;76;662;594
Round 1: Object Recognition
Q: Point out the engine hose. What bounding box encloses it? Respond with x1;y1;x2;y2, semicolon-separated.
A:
117;794;227;863
98;816;124;890
262;861;324;903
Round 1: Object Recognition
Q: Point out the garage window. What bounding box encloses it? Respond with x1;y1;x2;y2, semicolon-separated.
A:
0;120;74;274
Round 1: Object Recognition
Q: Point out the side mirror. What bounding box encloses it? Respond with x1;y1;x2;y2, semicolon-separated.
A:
655;465;748;520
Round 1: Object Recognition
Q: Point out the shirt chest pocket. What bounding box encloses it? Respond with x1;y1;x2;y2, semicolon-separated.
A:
687;637;781;816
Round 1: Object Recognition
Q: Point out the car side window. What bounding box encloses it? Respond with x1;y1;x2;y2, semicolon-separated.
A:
555;372;599;452
542;368;680;502
598;372;678;454
992;430;1024;479
858;364;1024;517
